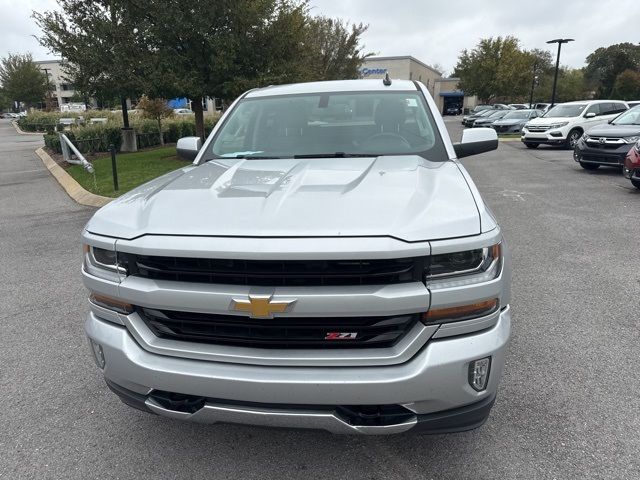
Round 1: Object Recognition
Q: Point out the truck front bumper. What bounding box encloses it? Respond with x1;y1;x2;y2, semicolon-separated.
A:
85;306;511;435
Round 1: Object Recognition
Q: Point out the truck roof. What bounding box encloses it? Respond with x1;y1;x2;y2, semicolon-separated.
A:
245;79;419;98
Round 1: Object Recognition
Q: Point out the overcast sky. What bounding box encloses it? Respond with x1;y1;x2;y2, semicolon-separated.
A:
1;0;638;74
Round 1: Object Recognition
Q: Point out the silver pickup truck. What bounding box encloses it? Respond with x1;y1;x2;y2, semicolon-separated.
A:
82;78;511;435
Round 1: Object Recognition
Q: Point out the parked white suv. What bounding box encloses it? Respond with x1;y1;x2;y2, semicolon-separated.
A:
521;100;628;149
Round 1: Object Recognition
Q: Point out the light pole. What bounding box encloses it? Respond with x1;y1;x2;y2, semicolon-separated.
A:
40;68;52;111
546;38;574;107
528;62;539;108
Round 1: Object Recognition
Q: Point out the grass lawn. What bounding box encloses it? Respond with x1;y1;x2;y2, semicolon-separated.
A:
67;146;190;197
498;133;522;138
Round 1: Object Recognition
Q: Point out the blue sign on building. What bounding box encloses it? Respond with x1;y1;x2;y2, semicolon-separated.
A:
360;67;388;77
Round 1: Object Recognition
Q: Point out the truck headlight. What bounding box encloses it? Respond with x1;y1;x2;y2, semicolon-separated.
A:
548;122;569;129
623;135;640;144
83;245;126;282
426;243;501;289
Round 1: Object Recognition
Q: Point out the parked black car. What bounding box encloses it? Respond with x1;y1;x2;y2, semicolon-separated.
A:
462;109;496;127
573;106;640;170
445;105;462;115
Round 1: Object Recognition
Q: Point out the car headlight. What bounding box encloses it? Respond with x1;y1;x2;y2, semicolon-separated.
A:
426;243;502;289
83;245;126;282
635;140;640;153
623;136;640;144
548;122;569;129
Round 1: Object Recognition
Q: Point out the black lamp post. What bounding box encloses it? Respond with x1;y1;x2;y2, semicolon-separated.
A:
40;68;52;111
546;38;574;107
528;62;538;108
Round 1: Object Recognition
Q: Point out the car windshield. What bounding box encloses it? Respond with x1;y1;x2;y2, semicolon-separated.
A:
611;106;640;125
502;110;532;119
544;104;587;118
486;111;507;118
209;91;445;160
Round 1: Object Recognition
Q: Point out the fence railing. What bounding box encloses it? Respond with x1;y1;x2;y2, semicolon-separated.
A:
59;133;94;173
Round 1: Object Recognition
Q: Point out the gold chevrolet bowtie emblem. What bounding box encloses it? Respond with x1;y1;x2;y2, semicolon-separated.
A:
231;295;296;319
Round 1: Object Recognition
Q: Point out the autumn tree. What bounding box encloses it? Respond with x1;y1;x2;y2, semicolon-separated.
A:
0;53;49;108
137;96;174;146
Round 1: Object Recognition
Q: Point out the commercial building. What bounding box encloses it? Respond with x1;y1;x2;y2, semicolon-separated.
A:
359;56;477;114
35;59;77;109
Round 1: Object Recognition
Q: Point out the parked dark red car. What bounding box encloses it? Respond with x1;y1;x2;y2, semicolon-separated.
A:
623;141;640;190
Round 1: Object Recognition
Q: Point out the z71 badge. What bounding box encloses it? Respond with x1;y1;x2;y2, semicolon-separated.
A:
325;332;358;340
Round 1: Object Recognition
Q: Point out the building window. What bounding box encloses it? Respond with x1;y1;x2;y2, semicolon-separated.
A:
61;84;74;91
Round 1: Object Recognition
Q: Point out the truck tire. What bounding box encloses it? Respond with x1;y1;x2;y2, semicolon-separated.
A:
579;162;599;170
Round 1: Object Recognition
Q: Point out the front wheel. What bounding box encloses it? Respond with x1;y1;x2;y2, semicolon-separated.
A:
579;162;599;170
524;142;538;149
565;129;582;149
631;179;640;190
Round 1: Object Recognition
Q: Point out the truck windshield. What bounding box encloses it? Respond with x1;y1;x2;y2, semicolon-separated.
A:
544;104;587;118
208;91;446;160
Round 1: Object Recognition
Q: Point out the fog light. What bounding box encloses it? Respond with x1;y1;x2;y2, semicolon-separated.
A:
468;357;491;391
88;338;105;369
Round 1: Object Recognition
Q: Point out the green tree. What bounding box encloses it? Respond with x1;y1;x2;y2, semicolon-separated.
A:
454;36;533;102
584;43;640;98
34;0;157;125
0;53;49;108
303;16;372;81
0;87;11;111
611;69;640;100
137;95;174;145
533;67;587;103
143;0;314;140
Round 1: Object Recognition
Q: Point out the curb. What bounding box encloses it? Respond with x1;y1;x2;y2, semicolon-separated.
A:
12;121;45;136
35;147;112;208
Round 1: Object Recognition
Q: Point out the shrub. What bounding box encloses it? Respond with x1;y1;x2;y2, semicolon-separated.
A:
44;134;62;154
74;124;122;153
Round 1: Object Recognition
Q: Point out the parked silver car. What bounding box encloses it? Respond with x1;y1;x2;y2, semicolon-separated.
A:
82;79;511;435
492;109;542;134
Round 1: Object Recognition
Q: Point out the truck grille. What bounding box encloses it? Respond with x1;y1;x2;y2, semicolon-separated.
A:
139;308;419;349
121;254;425;286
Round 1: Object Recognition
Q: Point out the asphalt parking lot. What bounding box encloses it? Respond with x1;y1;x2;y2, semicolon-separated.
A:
1;117;639;480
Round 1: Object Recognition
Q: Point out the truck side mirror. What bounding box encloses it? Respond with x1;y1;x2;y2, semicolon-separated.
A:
584;112;596;118
453;128;499;159
176;137;202;161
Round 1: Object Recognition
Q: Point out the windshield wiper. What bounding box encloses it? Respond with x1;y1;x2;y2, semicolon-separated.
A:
293;152;379;159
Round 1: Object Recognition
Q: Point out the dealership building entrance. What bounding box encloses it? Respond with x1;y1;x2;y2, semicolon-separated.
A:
359;56;477;114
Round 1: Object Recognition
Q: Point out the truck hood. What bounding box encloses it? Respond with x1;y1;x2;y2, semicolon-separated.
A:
585;123;640;138
86;156;481;242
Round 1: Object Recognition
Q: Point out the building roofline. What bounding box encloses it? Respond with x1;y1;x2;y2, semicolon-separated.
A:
364;56;442;76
